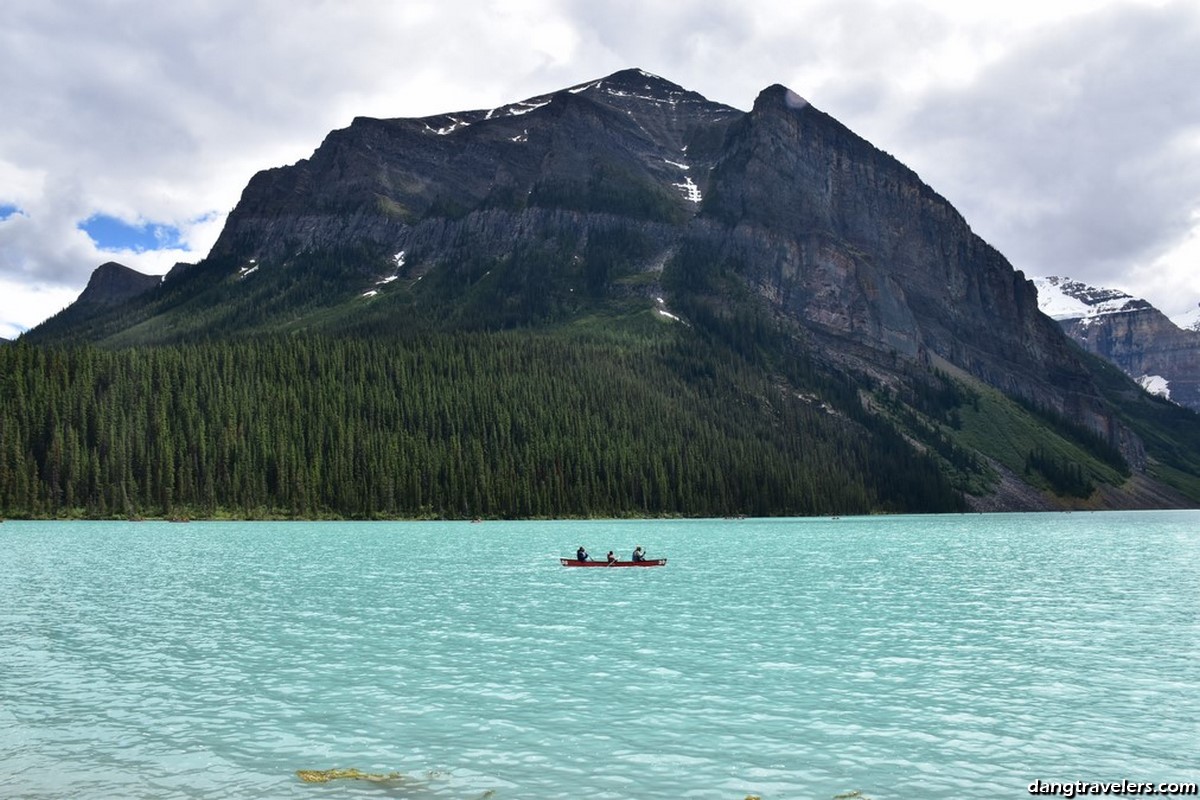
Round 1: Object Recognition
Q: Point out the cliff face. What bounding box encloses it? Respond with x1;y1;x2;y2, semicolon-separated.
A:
698;86;1093;412
1068;310;1200;411
77;262;160;306
1035;276;1200;412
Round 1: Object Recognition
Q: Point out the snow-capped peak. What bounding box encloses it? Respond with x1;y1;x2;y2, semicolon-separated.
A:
1032;276;1144;322
1173;303;1200;332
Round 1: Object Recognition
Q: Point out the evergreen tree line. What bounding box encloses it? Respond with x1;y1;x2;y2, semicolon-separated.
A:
0;330;965;519
1013;395;1130;477
1024;447;1095;498
876;386;985;485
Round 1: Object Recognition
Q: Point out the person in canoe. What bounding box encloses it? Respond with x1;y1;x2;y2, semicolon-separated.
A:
606;551;617;564
576;546;590;562
631;546;646;562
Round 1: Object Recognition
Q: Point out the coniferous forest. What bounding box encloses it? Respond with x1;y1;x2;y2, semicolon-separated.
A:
0;328;965;520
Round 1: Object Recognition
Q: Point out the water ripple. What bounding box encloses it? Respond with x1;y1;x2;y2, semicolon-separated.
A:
1;514;1198;798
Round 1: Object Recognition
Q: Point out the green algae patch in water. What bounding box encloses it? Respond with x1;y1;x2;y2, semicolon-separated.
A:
744;791;872;799
296;768;406;784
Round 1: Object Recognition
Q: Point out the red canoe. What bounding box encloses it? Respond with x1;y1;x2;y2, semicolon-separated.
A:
560;558;667;567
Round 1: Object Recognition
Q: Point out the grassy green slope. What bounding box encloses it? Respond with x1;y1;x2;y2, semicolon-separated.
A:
1084;352;1200;500
875;361;1200;507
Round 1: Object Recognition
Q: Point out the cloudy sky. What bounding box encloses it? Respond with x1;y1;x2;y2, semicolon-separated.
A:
2;0;1199;337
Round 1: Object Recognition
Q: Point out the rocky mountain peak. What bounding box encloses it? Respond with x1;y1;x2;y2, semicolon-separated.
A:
22;260;164;342
1176;303;1200;332
751;83;811;113
1033;276;1146;322
389;68;735;144
1034;275;1200;411
78;261;160;306
577;68;690;99
561;68;742;139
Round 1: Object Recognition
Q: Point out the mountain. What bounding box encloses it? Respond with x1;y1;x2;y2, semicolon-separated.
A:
24;261;161;341
79;261;161;305
1179;305;1200;332
1034;276;1200;412
12;69;1200;518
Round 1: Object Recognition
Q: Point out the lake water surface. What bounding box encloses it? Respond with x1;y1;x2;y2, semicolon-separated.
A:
2;513;1198;799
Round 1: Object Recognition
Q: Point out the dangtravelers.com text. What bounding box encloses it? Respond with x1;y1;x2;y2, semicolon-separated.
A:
1029;779;1198;797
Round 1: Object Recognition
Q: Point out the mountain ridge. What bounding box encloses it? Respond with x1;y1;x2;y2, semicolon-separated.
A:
206;67;741;267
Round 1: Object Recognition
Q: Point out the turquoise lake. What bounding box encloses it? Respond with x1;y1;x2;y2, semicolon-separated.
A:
1;513;1198;799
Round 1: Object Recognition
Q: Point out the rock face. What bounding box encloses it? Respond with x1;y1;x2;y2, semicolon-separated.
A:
77;262;160;306
211;69;742;264
696;85;1088;410
1034;276;1200;412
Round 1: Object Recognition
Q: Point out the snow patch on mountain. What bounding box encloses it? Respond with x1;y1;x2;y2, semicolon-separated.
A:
506;100;551;117
673;176;702;203
1139;374;1170;399
654;296;683;323
425;117;471;135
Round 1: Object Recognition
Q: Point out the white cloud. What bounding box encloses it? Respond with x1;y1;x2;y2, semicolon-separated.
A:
0;277;79;339
835;0;1200;317
2;0;1199;333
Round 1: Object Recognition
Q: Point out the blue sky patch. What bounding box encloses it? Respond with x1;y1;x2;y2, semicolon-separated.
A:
79;214;186;252
0;203;21;221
